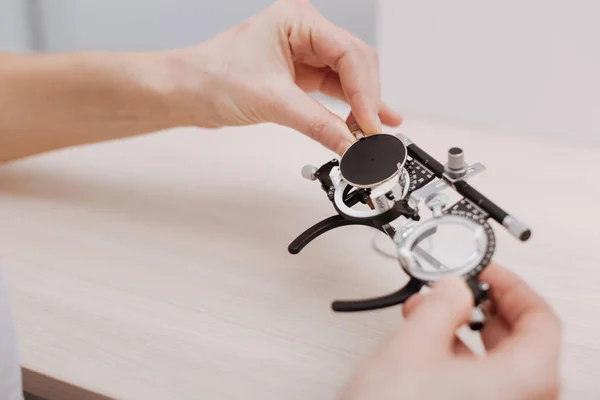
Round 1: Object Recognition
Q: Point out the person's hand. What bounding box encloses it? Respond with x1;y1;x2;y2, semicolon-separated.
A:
167;0;402;155
339;264;562;400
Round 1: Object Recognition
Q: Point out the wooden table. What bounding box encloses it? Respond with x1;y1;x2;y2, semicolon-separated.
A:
1;106;598;399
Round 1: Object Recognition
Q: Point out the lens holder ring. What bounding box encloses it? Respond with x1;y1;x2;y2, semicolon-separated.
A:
394;213;496;283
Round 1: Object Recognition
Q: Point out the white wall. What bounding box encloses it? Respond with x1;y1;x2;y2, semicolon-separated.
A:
32;0;376;52
378;0;600;147
0;0;33;51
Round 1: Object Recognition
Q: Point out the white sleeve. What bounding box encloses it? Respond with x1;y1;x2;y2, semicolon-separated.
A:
0;271;23;400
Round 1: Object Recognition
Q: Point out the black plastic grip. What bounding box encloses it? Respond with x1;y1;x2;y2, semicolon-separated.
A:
406;143;445;178
331;278;424;312
453;180;509;224
288;215;385;255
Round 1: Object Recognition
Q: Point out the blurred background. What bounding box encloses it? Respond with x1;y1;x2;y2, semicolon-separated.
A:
379;0;600;147
0;0;376;51
1;0;598;147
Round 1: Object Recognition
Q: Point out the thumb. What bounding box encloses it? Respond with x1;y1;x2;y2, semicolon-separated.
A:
402;276;474;354
271;86;357;155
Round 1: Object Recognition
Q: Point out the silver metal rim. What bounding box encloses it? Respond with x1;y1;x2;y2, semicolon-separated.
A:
395;215;489;282
333;168;411;219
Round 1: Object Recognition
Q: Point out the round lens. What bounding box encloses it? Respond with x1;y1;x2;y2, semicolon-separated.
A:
413;222;479;272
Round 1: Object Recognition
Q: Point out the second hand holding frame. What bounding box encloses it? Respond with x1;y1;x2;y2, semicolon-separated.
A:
288;124;531;330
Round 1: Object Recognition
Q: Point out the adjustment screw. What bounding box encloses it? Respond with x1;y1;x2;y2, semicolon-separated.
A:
301;165;318;181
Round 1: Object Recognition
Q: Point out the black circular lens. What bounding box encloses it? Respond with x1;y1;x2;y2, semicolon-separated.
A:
340;134;407;187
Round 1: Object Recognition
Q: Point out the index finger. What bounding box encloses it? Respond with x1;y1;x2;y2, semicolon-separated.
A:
309;18;382;135
400;276;474;357
479;264;561;358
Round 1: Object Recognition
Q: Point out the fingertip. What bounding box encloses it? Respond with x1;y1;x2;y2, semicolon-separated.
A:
479;263;523;293
351;113;381;136
433;274;469;289
408;276;473;327
366;113;383;135
432;275;466;291
431;276;473;309
402;276;475;352
478;262;506;280
347;95;382;135
381;114;403;128
379;103;403;127
402;293;424;318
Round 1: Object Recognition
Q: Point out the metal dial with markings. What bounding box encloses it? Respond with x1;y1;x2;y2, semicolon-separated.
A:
404;158;436;194
444;198;496;279
323;135;420;223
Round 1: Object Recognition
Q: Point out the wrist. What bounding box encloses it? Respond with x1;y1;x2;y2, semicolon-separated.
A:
120;51;199;131
157;45;226;129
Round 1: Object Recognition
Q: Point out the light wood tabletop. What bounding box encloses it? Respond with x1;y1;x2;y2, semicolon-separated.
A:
0;105;598;399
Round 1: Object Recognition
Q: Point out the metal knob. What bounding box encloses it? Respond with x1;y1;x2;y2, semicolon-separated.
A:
502;216;532;241
301;165;318;181
447;147;465;169
424;193;448;218
445;147;467;179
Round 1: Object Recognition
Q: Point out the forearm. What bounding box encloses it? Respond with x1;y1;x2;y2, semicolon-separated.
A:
0;51;194;162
